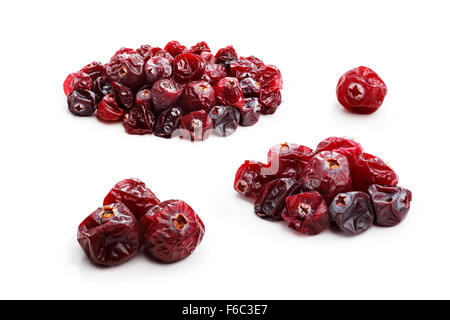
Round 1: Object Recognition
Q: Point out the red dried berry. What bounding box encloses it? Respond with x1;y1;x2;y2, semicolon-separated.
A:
353;153;398;192
214;77;245;108
209;105;241;137
200;52;216;64
154;107;183;139
67;89;97;116
135;89;153;110
234;161;274;199
189;41;211;55
201;63;227;84
179;81;216;114
238;98;261;126
259;88;282;114
97;93;126;121
141;200;205;263
173;53;206;83
315;136;363;168
258;65;283;89
240;77;261;98
111;81;134;110
164;40;188;57
229;59;258;80
215;46;238;69
64;71;92;96
241;55;265;69
106;52;145;89
92;76;113;99
136;44;154;62
179;110;214;142
123;105;155;135
336;66;387;114
81;61;106;81
151;79;184;112
268;142;314;178
144;56;172;84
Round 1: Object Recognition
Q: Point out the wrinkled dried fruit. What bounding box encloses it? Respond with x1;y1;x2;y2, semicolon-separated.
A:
123;105;155;135
106;52;145;89
144;56;172;84
315;136;363;168
67;89;97;116
135;89;153;110
173;53;205;83
215;77;244;108
260;88;282;114
179;110;213;141
215;46;238;69
97;93;126;121
64;71;92;96
179;81;216;114
238;98;261;126
81;61;106;81
164;40;188;57
353;153;398;191
202;63;227;84
268;143;314;178
234;161;274;199
189;41;211;55
240;77;261;98
154;107;183;139
209;106;241;137
111;81;134;110
151;79;183;112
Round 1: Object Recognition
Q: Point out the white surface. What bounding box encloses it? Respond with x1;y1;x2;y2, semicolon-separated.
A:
0;0;448;300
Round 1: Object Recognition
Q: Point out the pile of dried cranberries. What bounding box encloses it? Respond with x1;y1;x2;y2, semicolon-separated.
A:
77;178;205;266
234;137;412;235
64;41;283;141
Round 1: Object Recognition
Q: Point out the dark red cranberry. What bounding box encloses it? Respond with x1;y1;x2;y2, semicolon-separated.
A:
123;105;155;135
141;200;205;263
329;192;375;235
136;44;154;62
299;151;352;203
240;77;261;97
353;153;398;192
152;49;175;64
111;81;134;110
315;136;363;168
259;88;282;114
268;143;314;178
92;76;113;99
112;47;136;57
144;56;172;84
81;61;106;81
135;89;153;110
64;71;92;96
154;107;183;139
254;178;301;221
103;178;160;221
215;46;238;69
67;89;97;116
209;106;241;137
201;63;227;84
179;81;216;114
336;66;387;114
151;79;183;112
258;65;283;89
234;161;274;199
173;53;206;83
200;52;216;64
368;184;412;227
214;77;245;108
77;203;140;266
282;192;329;235
97;93;125;121
179;110;213;142
241;55;265;69
164;40;188;57
229;59;258;80
63;73;75;96
189;41;211;55
106;52;145;89
238;98;261;126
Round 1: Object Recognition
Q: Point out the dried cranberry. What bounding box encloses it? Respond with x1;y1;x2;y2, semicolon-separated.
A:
141;200;205;263
135;89;153;110
240;77;261;98
282;192;329;235
164;40;188;57
77;203;140;266
151;79;183;112
154;107;183;139
329;192;374;235
152;49;174;64
189;41;211;55
299;151;352;203
258;65;283;89
234;161;274;199
136;44;154;62
201;63;227;84
63;73;75;96
97;93;125;121
268;143;314;178
173;53;206;83
215;46;238;69
179;110;214;142
214;77;244;108
92;76;113;99
67;89;97;116
111;81;134;110
241;56;265;69
209;106;241;137
81;61;106;81
353;153;398;192
106;52;145;89
368;184;412;227
336;66;387;114
144;56;172;84
200;52;216;64
315;136;363;168
254;178;301;221
112;47;136;57
229;59;258;80
103;178;160;221
259;88;282;114
64;71;92;96
123;105;155;135
179;81;216;114
238;98;261;126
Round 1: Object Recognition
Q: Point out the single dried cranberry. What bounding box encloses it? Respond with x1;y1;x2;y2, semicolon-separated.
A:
112;47;136;57
254;178;301;221
336;66;387;114
77;203;140;266
214;77;245;108
234;161;274;199
144;56;172;84
238;98;261;126
200;52;216;64
97;93;125;121
151;79;183;112
329;192;374;235
299;151;353;203
106;52;145;89
141;200;205;263
179;110;213;142
241;56;265;69
368;184;412;227
353;153;398;192
164;40;188;57
81;61;106;81
201;63;227;84
152;49;175;64
209;106;241;137
111;81;134;110
64;71;92;96
215;46;238;69
135;89;153;110
240;77;261;97
123;105;155;135
282;192;329;235
189;41;211;55
229;59;258;80
103;178;160;220
92;76;113;99
136;44;154;62
258;65;283;89
179;81;216;114
259;88;282;114
268;143;314;178
63;73;75;96
67;89;97;116
173;53;206;83
154;107;183;139
315;136;363;168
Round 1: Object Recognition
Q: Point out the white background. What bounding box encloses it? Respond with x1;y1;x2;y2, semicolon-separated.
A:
0;0;448;299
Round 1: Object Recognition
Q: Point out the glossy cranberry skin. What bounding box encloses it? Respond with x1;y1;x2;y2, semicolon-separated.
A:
141;200;205;263
299;151;353;204
254;178;301;221
164;41;188;57
179;110;213;142
144;56;172;84
200;52;216;64
260;88;282;114
179;81;216;114
238;98;261;126
123;105;155;135
92;76;113;99
368;184;412;227
135;89;153;110
258;65;283;89
240;77;261;98
173;53;206;83
241;55;265;69
209;106;241;137
189;41;211;55
106;52;145;89
201;63;227;84
81;61;106;81
282;192;329;235
136;44;154;62
229;59;258;80
336;66;387;114
103;178;160;221
67;89;97;116
353;153;398;192
268;143;314;178
77;203;140;266
315;137;364;169
64;71;92;96
154;107;183;139
151;79;183;112
97;93;126;121
329;192;374;235
215;46;238;69
214;77;245;108
234;161;274;199
111;81;134;110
